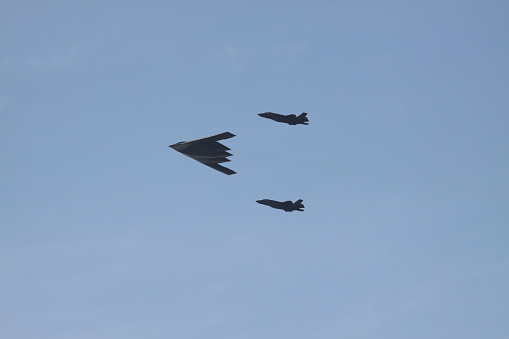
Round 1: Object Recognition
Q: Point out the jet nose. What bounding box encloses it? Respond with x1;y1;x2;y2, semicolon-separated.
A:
256;200;264;204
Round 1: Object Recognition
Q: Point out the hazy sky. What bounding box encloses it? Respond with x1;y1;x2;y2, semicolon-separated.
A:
1;1;508;338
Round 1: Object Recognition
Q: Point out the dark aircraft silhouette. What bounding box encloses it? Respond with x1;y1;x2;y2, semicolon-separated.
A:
169;132;236;175
256;199;305;212
258;112;309;125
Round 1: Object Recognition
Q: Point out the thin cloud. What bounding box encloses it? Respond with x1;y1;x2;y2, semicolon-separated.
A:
217;46;243;72
0;58;11;74
26;43;86;70
0;96;7;112
207;282;230;291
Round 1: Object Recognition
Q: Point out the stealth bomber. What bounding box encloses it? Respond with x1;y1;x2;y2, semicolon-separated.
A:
169;132;236;175
258;112;309;125
256;199;305;212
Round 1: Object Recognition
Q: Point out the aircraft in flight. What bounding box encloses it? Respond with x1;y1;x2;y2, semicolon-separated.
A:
169;132;236;175
258;112;309;125
256;199;305;212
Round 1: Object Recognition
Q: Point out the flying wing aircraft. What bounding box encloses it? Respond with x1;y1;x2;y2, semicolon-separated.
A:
169;132;236;175
256;199;305;212
258;112;309;125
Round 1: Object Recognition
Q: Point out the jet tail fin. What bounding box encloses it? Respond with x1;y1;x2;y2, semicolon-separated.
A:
298;113;309;124
294;199;304;208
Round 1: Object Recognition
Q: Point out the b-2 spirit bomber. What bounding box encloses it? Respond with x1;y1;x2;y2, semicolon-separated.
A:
169;132;236;175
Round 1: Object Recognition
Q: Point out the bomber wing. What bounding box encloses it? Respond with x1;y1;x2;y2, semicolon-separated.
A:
182;132;235;144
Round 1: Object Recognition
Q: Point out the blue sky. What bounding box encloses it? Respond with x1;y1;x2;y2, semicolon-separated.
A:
1;1;508;338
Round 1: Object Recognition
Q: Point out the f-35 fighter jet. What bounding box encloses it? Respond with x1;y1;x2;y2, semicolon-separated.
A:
256;199;305;212
169;132;236;175
258;112;309;125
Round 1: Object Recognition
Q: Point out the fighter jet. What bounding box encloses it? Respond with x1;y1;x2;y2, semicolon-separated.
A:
258;112;309;125
169;132;236;175
256;199;305;212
